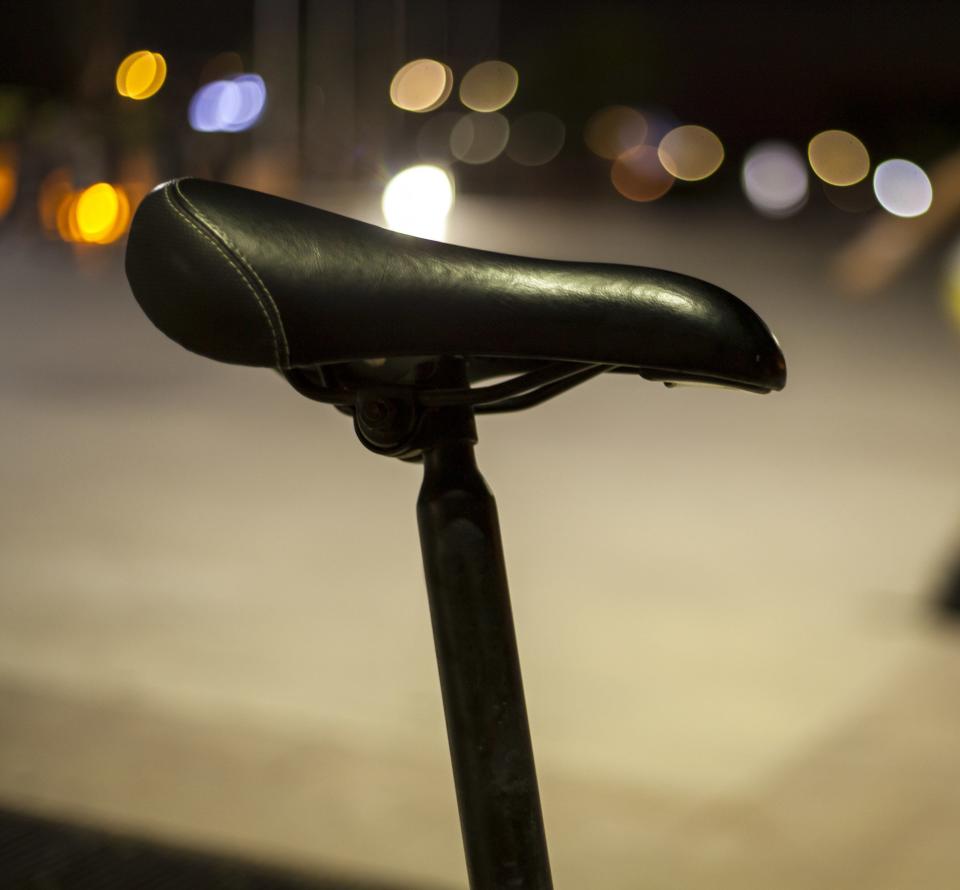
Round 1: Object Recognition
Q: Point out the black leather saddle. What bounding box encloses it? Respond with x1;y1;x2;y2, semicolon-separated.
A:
125;178;785;396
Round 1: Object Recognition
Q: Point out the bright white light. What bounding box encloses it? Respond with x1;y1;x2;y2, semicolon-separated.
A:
382;165;454;241
873;159;932;218
189;74;267;133
742;141;808;217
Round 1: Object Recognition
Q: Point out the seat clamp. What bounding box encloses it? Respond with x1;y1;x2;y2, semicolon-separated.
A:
354;388;420;456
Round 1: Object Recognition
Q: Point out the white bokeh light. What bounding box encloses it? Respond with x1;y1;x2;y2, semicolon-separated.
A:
741;141;809;217
873;159;933;218
382;165;454;241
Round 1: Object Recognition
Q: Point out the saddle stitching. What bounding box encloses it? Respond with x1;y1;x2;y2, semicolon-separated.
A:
173;180;291;367
162;184;283;367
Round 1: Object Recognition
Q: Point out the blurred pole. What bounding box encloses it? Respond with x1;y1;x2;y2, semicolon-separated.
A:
303;0;357;181
253;0;301;188
353;0;403;178
302;0;403;184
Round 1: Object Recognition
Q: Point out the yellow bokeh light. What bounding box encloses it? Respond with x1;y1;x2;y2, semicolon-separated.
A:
116;51;149;95
116;50;167;100
657;125;724;181
59;182;132;245
125;52;158;97
76;183;119;241
808;129;870;186
96;186;131;244
585;106;647;160
459;60;518;112
390;59;453;113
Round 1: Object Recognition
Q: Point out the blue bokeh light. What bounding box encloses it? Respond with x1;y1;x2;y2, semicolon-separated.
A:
189;74;267;133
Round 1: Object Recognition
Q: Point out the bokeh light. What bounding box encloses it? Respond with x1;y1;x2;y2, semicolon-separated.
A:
584;106;647;160
872;159;933;218
657;125;724;181
506;112;565;166
74;182;131;244
56;191;83;243
808;130;870;186
742;141;809;217
42;175;132;246
189;74;267;132
116;50;167;100
76;183;118;241
390;59;453;113
0;146;16;220
382;165;454;241
611;145;674;202
102;188;132;244
450;111;510;164
417;112;461;164
459;61;518;112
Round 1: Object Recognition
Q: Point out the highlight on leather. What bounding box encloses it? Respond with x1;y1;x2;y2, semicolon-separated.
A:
125;178;785;393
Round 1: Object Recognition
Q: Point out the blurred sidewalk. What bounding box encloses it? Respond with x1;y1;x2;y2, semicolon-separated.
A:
2;195;960;888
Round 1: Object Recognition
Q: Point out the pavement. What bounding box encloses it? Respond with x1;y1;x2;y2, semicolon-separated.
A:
2;191;960;888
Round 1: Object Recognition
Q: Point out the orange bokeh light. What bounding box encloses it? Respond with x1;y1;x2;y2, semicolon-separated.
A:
0;145;17;219
43;175;132;245
585;106;647;160
38;168;74;236
611;145;674;202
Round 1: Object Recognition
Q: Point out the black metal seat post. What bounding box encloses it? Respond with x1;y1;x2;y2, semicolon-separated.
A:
348;358;555;889
418;425;553;890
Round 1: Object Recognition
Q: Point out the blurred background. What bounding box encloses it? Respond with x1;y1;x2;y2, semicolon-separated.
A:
3;1;960;887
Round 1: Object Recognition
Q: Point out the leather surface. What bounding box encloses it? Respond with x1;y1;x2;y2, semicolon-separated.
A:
125;178;786;392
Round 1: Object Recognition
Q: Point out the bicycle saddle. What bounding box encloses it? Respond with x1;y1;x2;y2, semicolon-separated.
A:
125;177;785;394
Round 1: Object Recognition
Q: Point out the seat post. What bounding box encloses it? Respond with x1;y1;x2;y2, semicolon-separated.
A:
416;404;553;890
